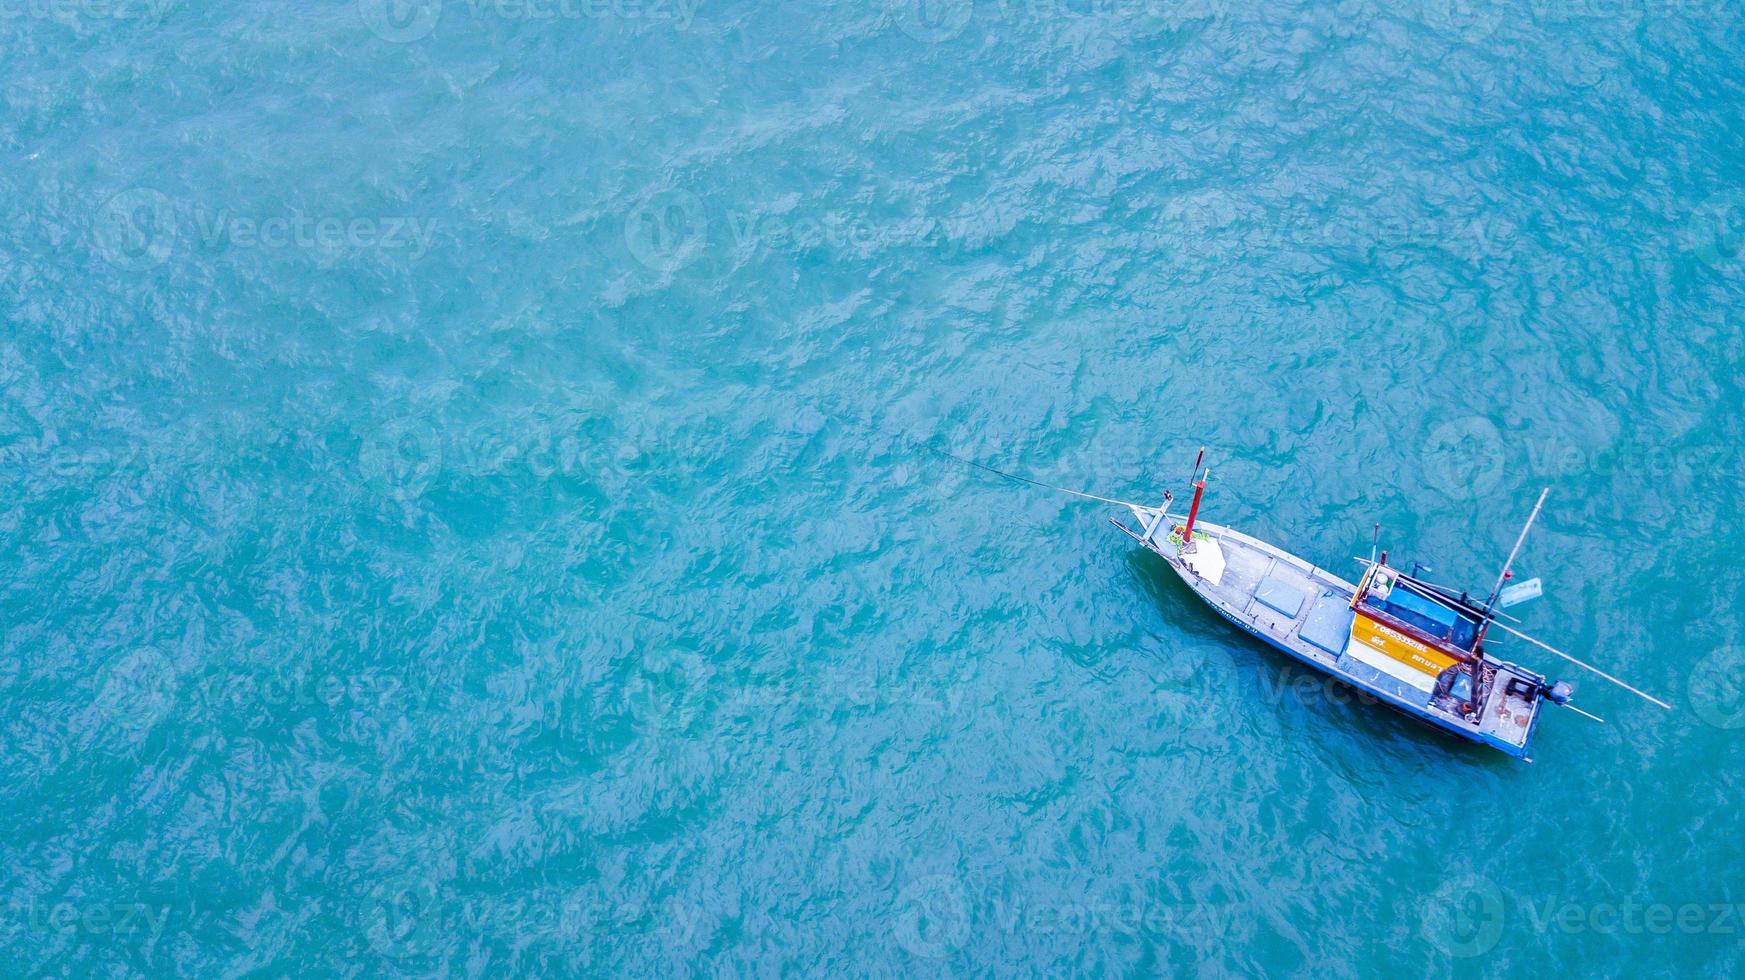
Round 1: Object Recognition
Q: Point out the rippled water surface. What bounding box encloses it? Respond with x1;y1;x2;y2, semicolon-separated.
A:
5;0;1745;975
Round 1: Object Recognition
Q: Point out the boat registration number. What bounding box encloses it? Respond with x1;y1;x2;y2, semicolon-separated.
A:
1349;613;1459;677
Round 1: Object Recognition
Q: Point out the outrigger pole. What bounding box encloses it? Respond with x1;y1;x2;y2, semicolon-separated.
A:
1466;488;1550;713
1476;487;1551;648
1488;620;1672;710
1471;487;1671;712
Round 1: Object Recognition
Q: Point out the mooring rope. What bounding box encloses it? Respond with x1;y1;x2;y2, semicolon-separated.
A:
806;398;1155;510
925;446;1153;509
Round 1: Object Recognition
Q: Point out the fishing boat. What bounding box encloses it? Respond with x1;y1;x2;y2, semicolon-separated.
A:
1100;451;1669;760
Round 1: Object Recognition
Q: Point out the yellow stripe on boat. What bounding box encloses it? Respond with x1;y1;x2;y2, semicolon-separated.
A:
1348;612;1458;678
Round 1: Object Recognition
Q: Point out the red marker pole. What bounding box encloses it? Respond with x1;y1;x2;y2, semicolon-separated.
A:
1179;469;1208;544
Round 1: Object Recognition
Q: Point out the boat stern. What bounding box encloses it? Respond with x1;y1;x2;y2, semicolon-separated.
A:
1475;665;1547;758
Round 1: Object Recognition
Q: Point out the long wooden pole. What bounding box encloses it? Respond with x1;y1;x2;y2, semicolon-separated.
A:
1489;620;1672;710
1465;487;1550;715
1559;702;1607;724
1477;487;1550;646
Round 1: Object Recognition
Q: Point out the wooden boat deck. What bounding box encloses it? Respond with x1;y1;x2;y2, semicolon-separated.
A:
1182;522;1350;665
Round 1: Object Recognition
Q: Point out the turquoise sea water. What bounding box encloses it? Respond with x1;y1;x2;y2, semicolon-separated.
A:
5;0;1745;974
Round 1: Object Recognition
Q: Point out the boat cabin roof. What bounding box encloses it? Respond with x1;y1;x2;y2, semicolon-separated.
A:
1362;569;1480;651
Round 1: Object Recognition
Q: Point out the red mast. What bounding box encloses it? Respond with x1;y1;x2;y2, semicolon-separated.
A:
1179;468;1208;545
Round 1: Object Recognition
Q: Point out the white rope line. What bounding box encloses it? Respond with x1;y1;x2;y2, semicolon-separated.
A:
929;448;1153;509
1489;620;1672;710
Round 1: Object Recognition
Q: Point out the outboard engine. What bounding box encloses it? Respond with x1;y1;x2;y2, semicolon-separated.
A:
1543;681;1575;705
